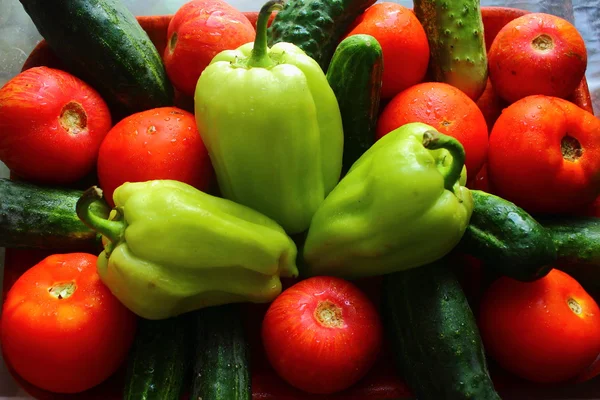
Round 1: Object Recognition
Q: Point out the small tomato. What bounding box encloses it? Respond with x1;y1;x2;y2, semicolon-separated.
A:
97;106;213;206
261;276;382;394
344;3;429;100
163;0;256;97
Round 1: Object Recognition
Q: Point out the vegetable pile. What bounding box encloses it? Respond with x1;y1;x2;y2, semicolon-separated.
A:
1;0;600;398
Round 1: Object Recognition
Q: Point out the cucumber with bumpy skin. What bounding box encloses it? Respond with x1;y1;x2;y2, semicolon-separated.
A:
413;0;488;100
326;34;383;175
268;0;377;71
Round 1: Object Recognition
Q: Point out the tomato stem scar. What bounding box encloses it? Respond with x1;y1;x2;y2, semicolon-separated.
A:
315;300;344;328
48;281;77;300
567;298;583;315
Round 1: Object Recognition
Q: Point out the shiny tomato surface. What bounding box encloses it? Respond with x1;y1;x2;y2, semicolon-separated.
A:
261;276;383;395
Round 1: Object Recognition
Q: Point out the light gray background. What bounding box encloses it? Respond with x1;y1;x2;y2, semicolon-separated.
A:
0;0;599;397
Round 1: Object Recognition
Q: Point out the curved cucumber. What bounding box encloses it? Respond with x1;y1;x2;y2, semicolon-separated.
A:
326;34;383;175
539;216;600;295
458;190;556;282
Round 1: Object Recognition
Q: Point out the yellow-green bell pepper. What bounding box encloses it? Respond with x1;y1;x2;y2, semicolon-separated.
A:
302;122;474;279
76;180;298;320
193;0;344;235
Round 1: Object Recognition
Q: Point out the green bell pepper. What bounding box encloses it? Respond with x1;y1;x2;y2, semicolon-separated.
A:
76;180;298;320
302;122;474;279
194;0;344;235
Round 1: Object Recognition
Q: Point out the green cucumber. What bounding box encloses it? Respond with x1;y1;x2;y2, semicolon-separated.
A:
0;178;104;251
382;257;501;400
191;304;251;400
268;0;377;71
123;315;193;400
413;0;488;100
539;216;600;295
326;34;383;176
458;190;556;282
18;0;174;117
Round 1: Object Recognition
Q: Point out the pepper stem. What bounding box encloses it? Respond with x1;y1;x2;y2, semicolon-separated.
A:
76;186;125;244
247;0;285;68
422;130;466;192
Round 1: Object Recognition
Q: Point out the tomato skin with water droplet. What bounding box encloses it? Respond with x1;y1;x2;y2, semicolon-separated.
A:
487;95;600;214
0;66;111;184
261;276;383;394
478;269;600;383
97;106;214;206
0;253;137;394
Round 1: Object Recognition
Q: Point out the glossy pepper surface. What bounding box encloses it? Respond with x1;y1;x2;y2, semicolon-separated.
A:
76;180;299;320
193;0;344;235
302;122;473;279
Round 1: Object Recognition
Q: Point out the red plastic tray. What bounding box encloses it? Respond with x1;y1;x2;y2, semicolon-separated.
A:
3;6;597;400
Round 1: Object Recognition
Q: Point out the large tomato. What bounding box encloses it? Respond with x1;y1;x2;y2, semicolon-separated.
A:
487;95;600;214
488;13;587;104
0;253;137;394
163;0;256;97
478;269;600;383
261;276;383;394
0;66;112;184
376;82;489;180
97;106;213;206
344;3;429;100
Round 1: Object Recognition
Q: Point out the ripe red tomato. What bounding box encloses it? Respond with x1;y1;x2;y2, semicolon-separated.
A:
0;253;137;394
344;3;430;99
97;106;213;206
488;95;600;214
376;82;489;180
0;66;111;184
478;269;600;383
261;276;383;394
488;13;587;103
164;0;256;97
